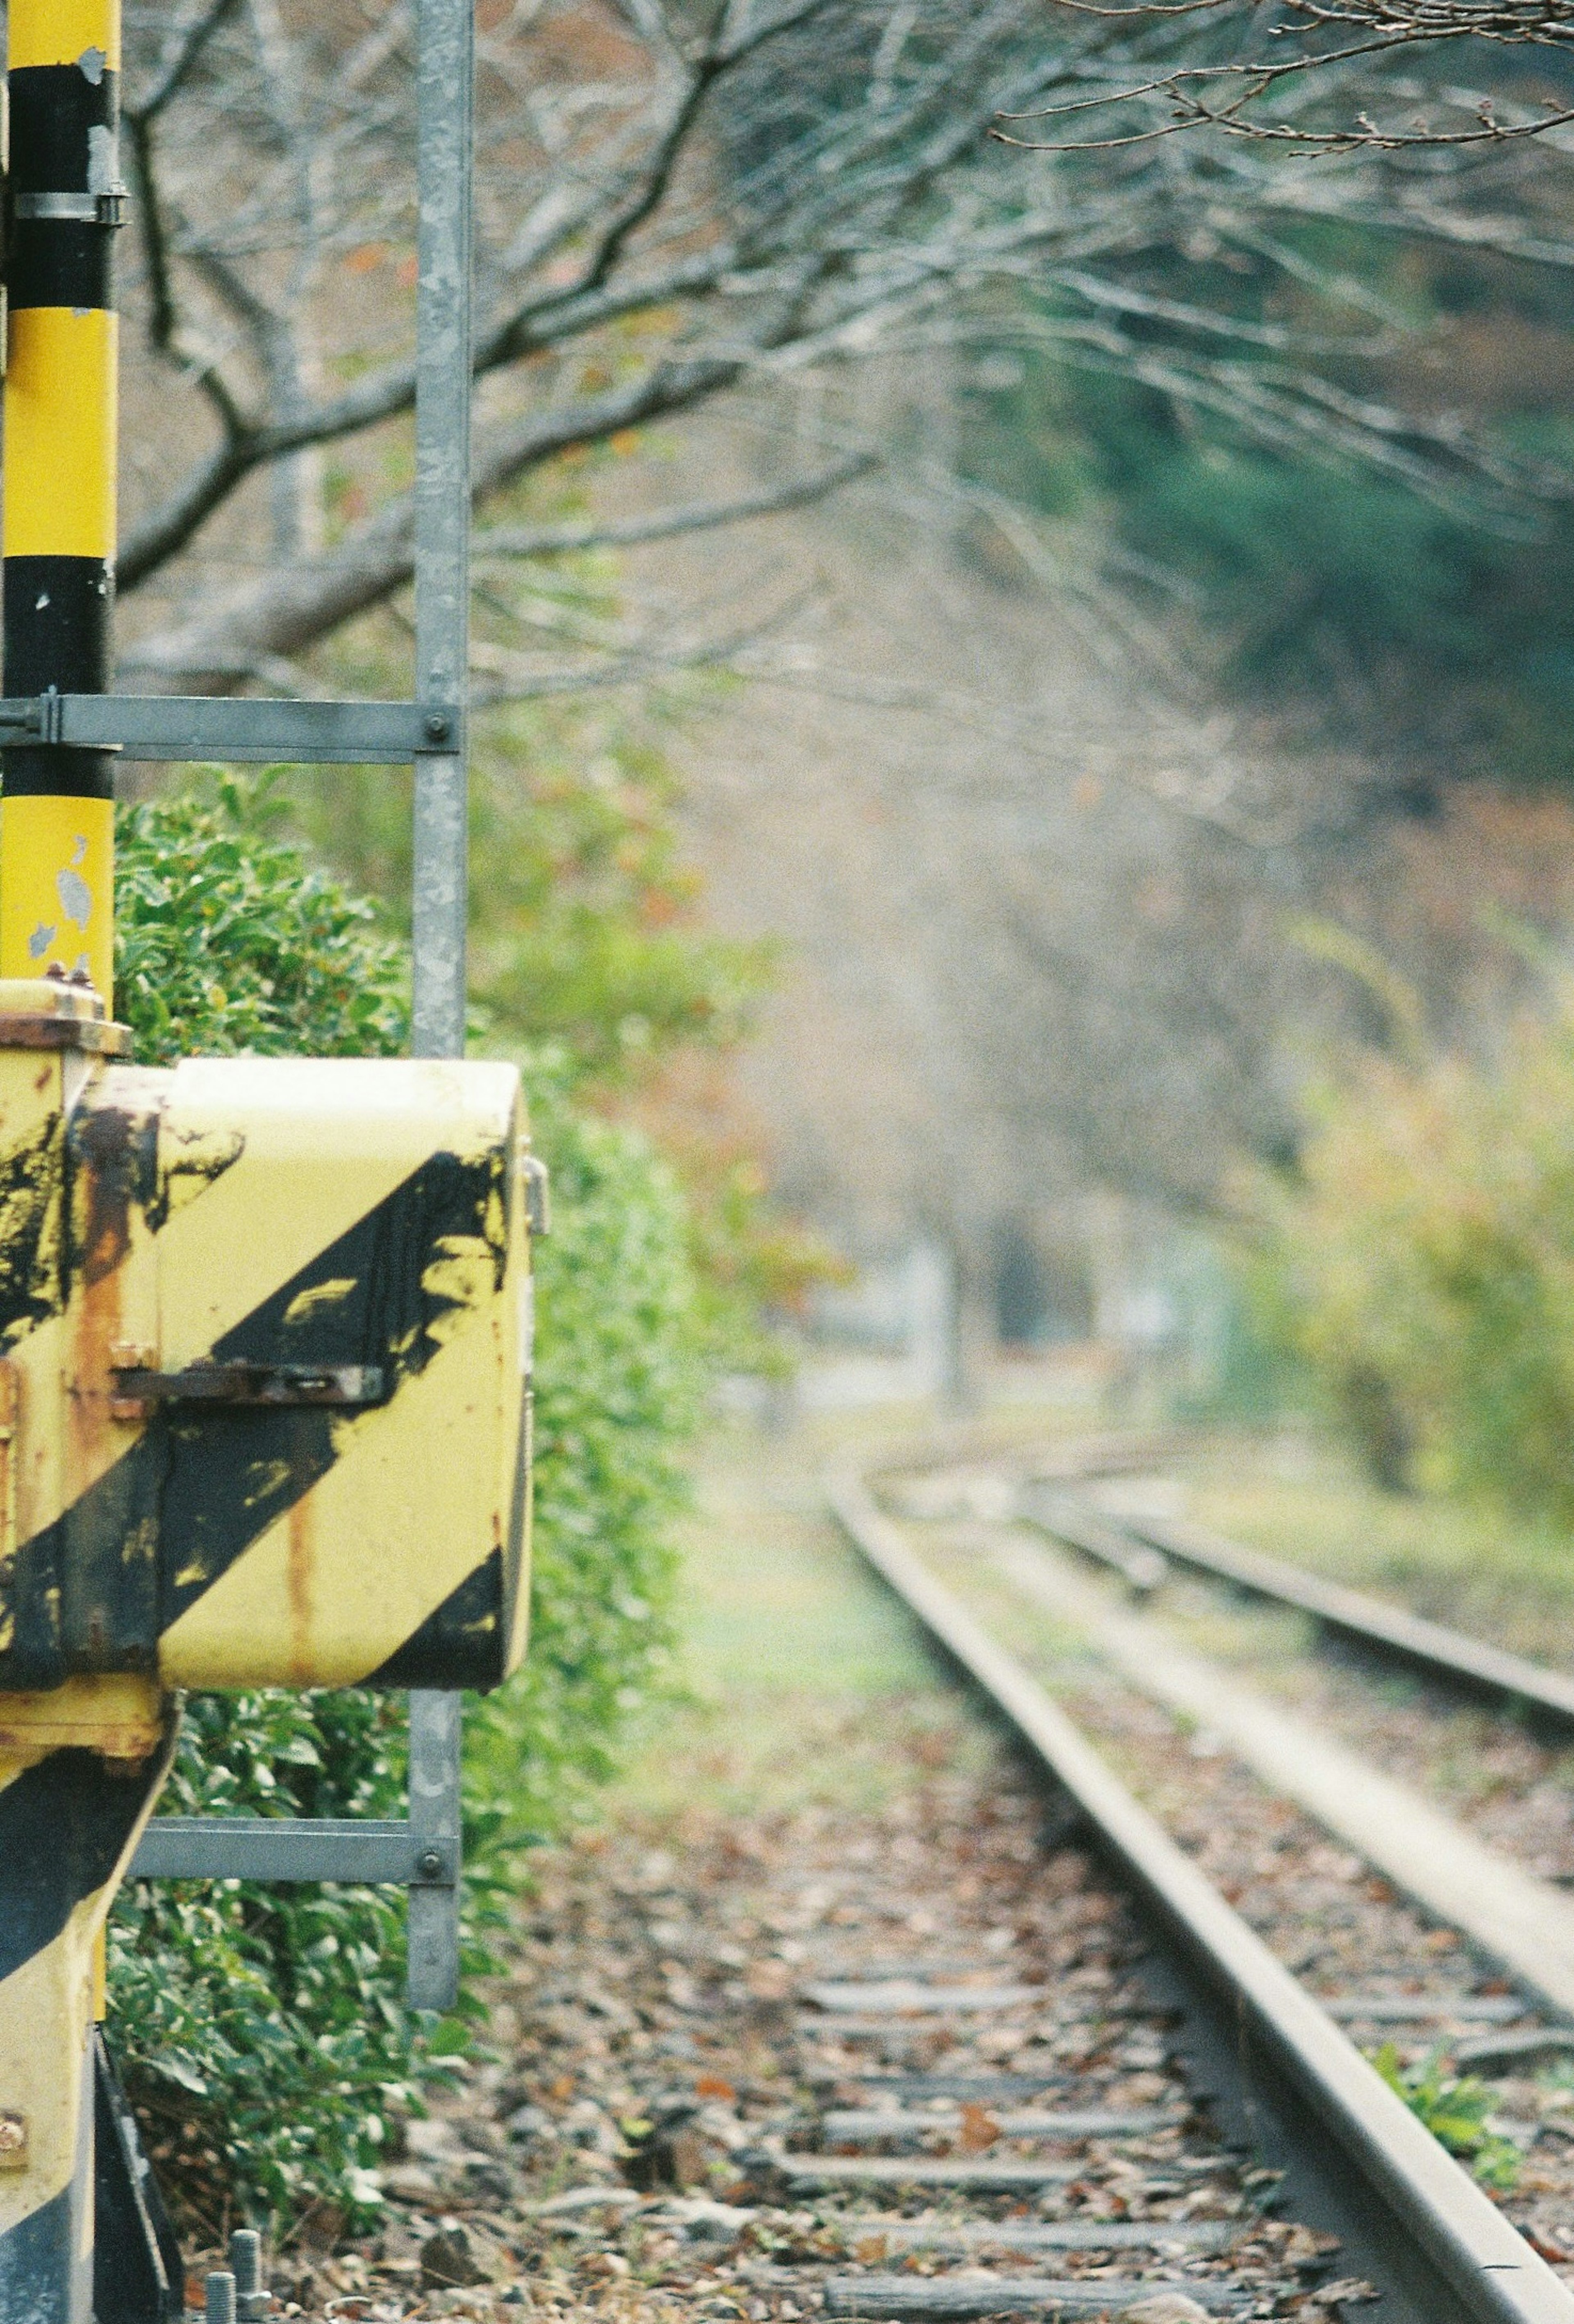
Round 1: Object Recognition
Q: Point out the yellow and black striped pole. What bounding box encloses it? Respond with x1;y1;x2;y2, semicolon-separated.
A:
0;2;131;2308
0;0;121;1003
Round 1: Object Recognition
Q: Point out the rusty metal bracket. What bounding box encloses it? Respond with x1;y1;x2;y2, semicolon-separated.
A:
0;1011;132;1054
109;1360;387;1408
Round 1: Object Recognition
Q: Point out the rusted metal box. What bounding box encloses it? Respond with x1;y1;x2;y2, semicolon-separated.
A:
0;979;534;1694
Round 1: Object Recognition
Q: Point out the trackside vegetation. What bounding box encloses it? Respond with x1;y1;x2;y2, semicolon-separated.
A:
1248;968;1574;1524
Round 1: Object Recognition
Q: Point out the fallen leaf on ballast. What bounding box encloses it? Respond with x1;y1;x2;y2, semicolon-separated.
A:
1282;2225;1342;2265
421;2226;492;2290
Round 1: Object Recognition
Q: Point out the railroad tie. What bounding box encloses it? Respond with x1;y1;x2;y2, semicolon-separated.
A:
803;1981;1043;2015
827;2217;1241;2254
822;2272;1244;2315
819;2106;1183;2144
1323;1993;1529;2026
817;2074;1077;2103
780;2155;1081;2190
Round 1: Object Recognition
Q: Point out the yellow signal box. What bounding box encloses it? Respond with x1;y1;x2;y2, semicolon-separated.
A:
0;979;534;1699
0;980;537;2316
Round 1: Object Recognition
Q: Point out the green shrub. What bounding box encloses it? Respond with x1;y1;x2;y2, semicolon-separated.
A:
466;1089;696;1848
108;1692;416;2240
116;770;408;1065
1247;961;1574;1518
105;772;701;2236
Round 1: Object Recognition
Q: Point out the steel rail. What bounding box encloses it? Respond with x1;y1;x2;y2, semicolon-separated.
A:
827;1460;1574;2324
1022;1485;1574;1733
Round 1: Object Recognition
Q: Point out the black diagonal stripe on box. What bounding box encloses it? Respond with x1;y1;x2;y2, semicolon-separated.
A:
0;1140;508;1691
0;2182;74;2318
0;1749;157;1981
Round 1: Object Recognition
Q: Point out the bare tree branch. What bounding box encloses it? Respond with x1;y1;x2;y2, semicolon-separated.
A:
471;450;878;560
128;0;246;123
109;0;1574;682
123;350;748;682
995;0;1574;150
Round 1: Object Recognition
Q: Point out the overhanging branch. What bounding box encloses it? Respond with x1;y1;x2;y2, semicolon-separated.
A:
470;450;877;561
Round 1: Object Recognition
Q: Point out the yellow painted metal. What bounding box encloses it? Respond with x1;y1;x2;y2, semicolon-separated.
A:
0;1012;150;1559
0;1767;168;2251
1;309;118;561
161;1296;524;1686
0;1892;104;2247
507;1362;534;1672
0;977;107;1027
8;0;121;72
0;793;115;997
0;999;533;1696
151;1056;518;1368
150;1056;530;1687
0;997;532;2279
0;1676;164;1770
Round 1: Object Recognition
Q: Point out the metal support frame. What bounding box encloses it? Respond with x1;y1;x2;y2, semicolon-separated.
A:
407;0;476;2024
128;1820;459;1886
93;2032;184;2324
122;0;476;2017
0;695;461;760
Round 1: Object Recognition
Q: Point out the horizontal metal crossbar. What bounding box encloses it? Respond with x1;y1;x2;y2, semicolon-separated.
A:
0;694;461;762
128;1817;458;1885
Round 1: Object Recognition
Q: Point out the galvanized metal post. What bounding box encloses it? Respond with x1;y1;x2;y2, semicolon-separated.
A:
407;0;475;2016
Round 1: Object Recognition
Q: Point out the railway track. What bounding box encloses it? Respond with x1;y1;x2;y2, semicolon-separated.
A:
879;1433;1574;1904
1015;1481;1574;1735
822;1454;1574;2324
284;1433;1574;2324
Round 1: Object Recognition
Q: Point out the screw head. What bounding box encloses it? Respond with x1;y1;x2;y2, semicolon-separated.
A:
424;711;450;742
417;1847;444;1879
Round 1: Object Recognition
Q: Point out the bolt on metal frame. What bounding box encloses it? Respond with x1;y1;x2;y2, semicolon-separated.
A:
118;0;478;2015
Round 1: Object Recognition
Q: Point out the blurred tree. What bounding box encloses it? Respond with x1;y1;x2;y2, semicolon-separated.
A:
1245;946;1574;1514
956;227;1574;783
